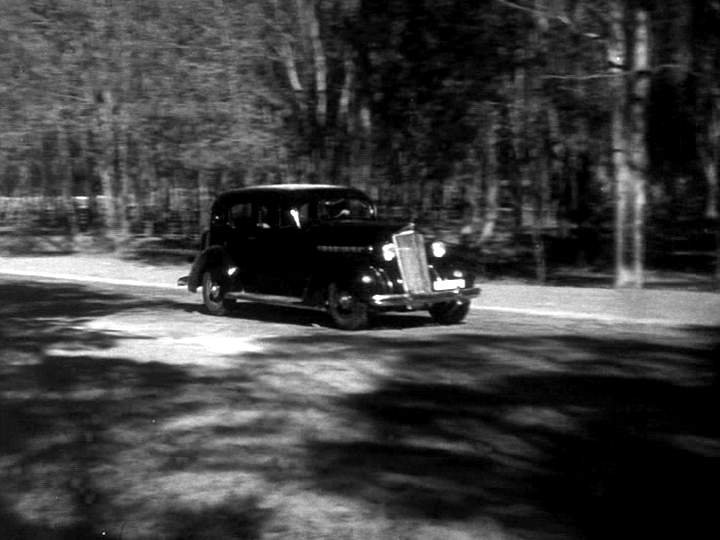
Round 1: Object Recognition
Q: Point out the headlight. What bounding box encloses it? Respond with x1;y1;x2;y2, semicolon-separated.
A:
431;241;446;258
382;243;396;261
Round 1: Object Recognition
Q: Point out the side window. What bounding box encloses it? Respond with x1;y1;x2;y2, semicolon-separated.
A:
229;202;253;228
317;197;374;220
255;203;277;229
279;203;310;228
228;201;279;229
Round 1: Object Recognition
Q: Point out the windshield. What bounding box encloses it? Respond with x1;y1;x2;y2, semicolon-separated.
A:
316;197;375;221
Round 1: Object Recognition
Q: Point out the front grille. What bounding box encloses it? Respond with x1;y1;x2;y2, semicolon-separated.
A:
393;231;432;294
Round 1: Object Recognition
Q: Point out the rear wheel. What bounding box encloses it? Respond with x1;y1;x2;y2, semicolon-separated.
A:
202;269;229;316
327;283;369;330
429;300;470;325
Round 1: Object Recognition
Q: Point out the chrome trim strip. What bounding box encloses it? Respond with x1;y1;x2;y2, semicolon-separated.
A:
317;245;373;253
224;291;324;311
370;286;481;308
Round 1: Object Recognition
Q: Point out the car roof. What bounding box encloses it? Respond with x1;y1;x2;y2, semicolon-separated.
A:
213;184;371;207
240;184;339;191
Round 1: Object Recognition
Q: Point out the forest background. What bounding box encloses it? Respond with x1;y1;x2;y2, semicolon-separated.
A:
1;0;719;288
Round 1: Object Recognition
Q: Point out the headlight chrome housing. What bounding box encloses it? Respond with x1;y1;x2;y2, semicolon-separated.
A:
382;243;397;261
431;241;447;258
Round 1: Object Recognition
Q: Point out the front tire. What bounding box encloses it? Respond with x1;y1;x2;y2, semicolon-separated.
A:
202;269;229;316
429;300;470;325
327;283;369;330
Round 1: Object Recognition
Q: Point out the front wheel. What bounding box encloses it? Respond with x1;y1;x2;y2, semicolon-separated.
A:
429;300;470;325
202;269;229;316
327;283;369;330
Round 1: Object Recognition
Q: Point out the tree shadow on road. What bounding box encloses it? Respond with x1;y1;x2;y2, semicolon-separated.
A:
271;330;719;539
2;281;718;539
182;299;438;330
0;281;271;539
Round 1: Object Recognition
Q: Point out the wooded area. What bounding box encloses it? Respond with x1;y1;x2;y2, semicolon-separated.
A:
1;0;719;286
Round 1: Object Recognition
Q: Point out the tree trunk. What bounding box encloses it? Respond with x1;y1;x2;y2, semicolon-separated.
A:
610;5;632;287
357;102;372;192
699;79;720;288
708;153;720;288
305;0;328;181
706;148;720;287
613;119;633;288
116;111;132;241
338;50;354;125
276;0;310;154
220;169;231;191
480;106;499;243
629;8;649;287
137;143;156;237
509;69;526;231
692;1;720;286
480;180;499;243
198;170;211;232
609;0;649;288
143;189;156;237
301;0;326;128
460;160;480;245
95;89;118;238
531;113;549;283
336;49;355;184
716;226;720;288
704;158;719;220
531;162;548;283
530;5;550;283
57;124;79;239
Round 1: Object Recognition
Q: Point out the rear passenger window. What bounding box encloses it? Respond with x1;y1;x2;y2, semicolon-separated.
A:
229;202;253;228
256;204;277;228
280;203;309;228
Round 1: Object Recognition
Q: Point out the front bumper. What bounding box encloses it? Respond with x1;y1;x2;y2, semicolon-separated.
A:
370;286;480;309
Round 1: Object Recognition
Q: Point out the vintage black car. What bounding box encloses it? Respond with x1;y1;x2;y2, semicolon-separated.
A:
180;184;480;329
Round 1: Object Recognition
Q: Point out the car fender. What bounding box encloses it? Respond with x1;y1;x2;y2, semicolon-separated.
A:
309;261;388;304
187;245;232;292
430;255;476;288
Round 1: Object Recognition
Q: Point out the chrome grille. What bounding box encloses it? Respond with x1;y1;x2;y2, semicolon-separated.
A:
393;231;432;293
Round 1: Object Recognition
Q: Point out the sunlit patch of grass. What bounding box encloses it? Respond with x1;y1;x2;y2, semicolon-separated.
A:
160;408;283;432
262;491;518;540
161;494;270;540
502;407;579;432
14;486;77;528
662;434;720;457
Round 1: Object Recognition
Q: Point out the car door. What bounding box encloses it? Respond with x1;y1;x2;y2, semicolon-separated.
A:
225;196;311;297
245;199;282;294
224;197;267;293
249;199;311;297
272;201;312;297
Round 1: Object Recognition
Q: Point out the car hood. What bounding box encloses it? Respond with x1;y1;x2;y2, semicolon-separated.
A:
307;220;412;247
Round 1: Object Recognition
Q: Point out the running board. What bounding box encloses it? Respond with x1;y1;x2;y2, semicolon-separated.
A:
225;291;323;311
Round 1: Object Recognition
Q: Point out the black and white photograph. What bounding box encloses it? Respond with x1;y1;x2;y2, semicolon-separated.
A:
1;1;718;538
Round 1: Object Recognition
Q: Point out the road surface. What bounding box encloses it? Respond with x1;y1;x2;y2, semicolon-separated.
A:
1;275;718;539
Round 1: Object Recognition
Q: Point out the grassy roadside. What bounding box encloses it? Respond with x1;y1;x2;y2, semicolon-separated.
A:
1;229;717;291
0;231;195;265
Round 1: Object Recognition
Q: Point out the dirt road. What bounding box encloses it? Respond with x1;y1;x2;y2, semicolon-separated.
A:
1;275;718;539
